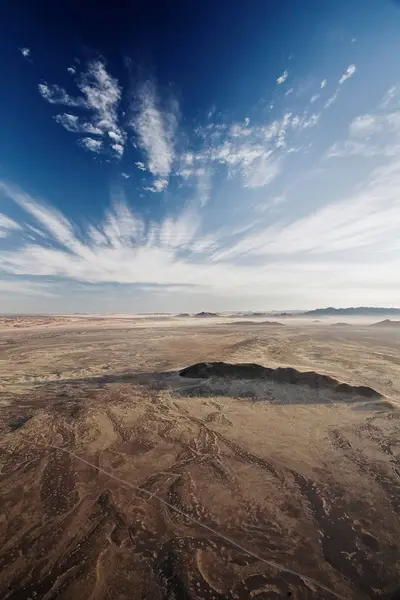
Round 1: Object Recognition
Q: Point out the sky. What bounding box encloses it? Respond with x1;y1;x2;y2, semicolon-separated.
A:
1;0;400;313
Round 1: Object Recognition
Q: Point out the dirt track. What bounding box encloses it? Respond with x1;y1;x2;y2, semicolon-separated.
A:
0;317;400;599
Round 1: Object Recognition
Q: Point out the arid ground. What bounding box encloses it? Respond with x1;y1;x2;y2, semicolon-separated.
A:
0;315;399;600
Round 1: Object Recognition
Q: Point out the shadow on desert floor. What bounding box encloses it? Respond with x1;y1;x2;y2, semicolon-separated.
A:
37;369;395;410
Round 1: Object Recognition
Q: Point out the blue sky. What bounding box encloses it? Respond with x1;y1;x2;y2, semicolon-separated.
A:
1;0;400;313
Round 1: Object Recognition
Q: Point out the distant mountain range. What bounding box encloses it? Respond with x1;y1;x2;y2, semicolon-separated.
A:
303;307;400;316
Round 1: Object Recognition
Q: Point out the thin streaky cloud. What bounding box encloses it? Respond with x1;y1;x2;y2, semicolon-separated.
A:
19;47;31;58
0;280;58;297
131;81;177;191
54;113;103;135
324;88;340;109
380;85;397;109
0;214;22;231
39;60;125;158
339;64;356;84
78;137;103;153
327;107;400;158
38;83;84;107
2;153;400;300
276;70;288;84
180;108;320;190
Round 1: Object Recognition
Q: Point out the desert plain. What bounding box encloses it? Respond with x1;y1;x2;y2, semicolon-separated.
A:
0;313;399;600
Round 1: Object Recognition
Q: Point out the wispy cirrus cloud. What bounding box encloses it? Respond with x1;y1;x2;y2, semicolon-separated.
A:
0;280;58;297
327;86;400;158
0;214;22;238
276;70;289;85
38;83;84;108
34;54;355;198
1;145;400;304
323;64;357;109
54;113;103;135
39;60;125;158
19;47;31;59
339;64;356;84
78;138;103;153
178;108;320;190
131;81;178;192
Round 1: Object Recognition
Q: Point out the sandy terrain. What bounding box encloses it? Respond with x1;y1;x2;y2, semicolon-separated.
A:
0;315;399;599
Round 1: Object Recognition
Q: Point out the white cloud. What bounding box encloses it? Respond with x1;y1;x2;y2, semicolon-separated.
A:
108;130;124;144
78;138;103;153
26;224;45;238
144;178;168;193
20;47;31;59
1;165;400;305
327;107;400;158
131;81;177;191
230;123;252;137
349;114;380;137
276;70;288;85
324;89;340;109
39;60;125;158
67;66;76;75
5;53;400;309
339;64;356;85
111;143;124;158
54;113;103;135
78;61;122;135
0;214;21;231
244;156;282;189
210;159;400;264
327;139;381;158
38;83;84;107
302;114;320;128
0;280;57;297
320;79;327;89
380;85;397;109
196;169;212;208
178;108;320;190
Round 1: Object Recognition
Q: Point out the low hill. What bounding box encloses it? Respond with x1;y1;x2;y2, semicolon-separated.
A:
371;319;400;328
226;320;284;326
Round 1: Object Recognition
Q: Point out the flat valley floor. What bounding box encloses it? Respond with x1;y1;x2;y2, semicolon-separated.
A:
0;315;399;600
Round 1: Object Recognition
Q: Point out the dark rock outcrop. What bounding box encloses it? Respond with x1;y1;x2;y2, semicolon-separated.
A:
179;362;381;398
